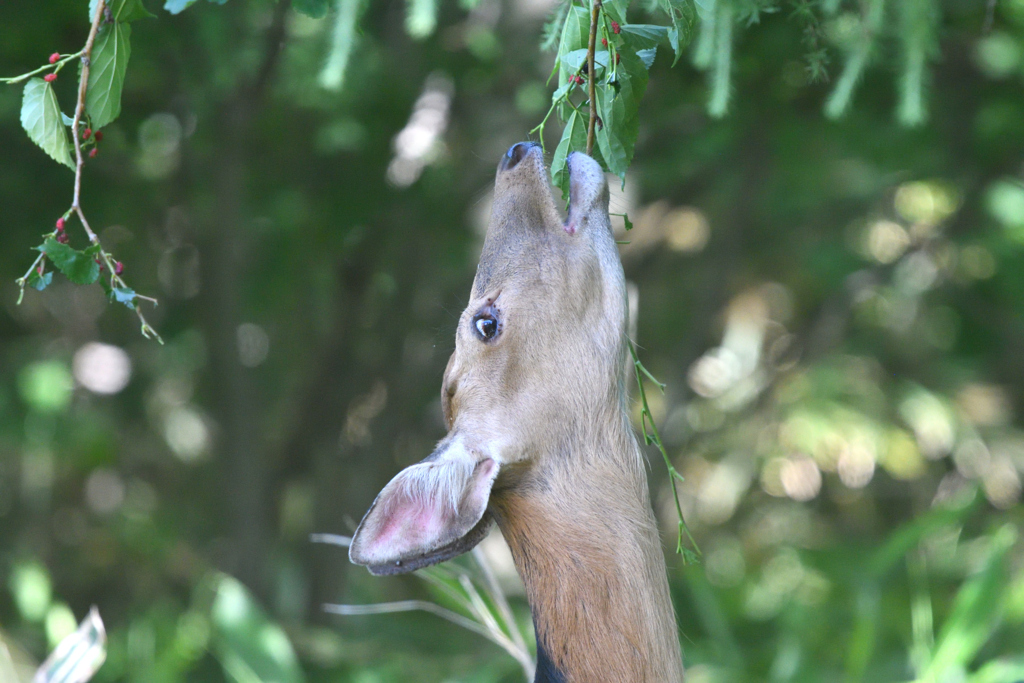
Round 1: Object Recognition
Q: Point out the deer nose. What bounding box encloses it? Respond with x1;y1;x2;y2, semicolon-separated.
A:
500;141;540;171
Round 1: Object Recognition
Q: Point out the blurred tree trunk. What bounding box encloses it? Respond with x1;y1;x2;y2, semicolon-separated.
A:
199;0;290;598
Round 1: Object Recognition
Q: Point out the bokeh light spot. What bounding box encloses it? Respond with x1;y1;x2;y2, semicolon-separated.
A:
73;342;132;395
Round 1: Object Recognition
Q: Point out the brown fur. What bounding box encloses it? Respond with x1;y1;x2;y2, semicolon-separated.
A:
351;145;684;681
445;148;684;681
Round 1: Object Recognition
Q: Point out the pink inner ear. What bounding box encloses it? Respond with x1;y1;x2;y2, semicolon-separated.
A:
350;457;499;567
373;497;453;557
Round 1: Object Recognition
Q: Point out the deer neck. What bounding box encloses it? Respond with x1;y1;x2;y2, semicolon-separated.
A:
490;425;685;683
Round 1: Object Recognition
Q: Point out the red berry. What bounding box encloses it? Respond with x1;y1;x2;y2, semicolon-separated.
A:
38;263;44;275
615;53;621;64
56;217;65;231
94;131;103;142
56;232;69;244
114;261;124;275
601;37;608;48
611;21;621;34
83;128;92;139
89;148;98;158
49;53;60;64
44;73;57;83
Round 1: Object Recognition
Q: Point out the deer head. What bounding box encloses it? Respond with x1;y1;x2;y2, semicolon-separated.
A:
349;142;630;575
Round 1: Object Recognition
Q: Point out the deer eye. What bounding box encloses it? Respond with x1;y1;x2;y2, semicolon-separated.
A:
473;313;499;341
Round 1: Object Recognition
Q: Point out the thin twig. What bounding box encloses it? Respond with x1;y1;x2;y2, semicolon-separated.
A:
629;340;701;563
62;0;163;343
310;532;353;547
72;0;106;225
585;0;600;155
0;51;84;84
324;601;495;640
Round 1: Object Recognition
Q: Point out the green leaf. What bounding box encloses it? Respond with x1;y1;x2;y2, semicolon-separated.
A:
20;79;75;170
210;575;305;683
560;49;610;73
42;239;101;285
595;48;648;180
660;0;696;65
86;23;131;130
27;270;54;292
623;213;633;231
110;287;137;309
550;79;574;103
163;0;198;14
620;24;669;49
556;5;590;90
603;0;629;25
968;657;1024;683
637;47;657;69
866;491;977;577
34;607;106;683
551;108;587;199
925;525;1017;677
292;0;330;18
91;0;156;22
60;112;75;127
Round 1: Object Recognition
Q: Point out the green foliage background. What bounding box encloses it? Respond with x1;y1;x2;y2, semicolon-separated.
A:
2;0;1024;681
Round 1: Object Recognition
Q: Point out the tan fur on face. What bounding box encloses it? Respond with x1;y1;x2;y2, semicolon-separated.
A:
441;148;685;682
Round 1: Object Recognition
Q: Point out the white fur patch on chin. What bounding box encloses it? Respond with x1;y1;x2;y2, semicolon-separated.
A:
567;152;606;210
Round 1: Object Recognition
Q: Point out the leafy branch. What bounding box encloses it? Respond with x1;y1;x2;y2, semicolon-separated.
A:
543;0;700;561
5;0;162;342
629;341;701;563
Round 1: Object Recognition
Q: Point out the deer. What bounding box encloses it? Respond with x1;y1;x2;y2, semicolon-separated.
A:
348;142;685;682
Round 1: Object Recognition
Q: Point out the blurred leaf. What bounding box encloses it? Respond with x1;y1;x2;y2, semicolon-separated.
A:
292;0;330;18
163;0;198;13
33;607;106;683
20;79;75;170
17;363;73;414
210;575;305;683
9;561;52;622
319;0;364;91
968;657;1024;683
924;525;1018;678
541;0;569;52
405;0;437;39
867;491;978;577
85;23;131;130
41;239;101;285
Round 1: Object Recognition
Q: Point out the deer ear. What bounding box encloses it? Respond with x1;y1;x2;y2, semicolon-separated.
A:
349;447;498;576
